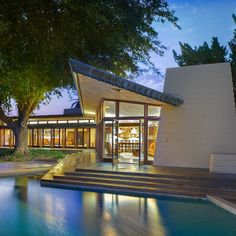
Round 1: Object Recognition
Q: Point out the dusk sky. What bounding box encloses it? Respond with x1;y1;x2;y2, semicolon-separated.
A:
35;0;236;115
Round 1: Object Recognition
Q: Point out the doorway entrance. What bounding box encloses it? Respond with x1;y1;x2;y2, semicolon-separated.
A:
104;119;145;165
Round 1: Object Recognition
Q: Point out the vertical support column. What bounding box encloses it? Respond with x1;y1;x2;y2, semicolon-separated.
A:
75;128;78;149
62;128;66;148
144;104;148;164
51;129;53;148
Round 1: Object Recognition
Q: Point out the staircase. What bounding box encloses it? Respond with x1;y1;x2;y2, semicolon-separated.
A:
41;167;236;199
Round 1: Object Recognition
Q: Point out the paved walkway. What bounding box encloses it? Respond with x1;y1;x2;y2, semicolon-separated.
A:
0;160;57;177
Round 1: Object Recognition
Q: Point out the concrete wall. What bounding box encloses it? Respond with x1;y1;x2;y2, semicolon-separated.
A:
154;63;236;169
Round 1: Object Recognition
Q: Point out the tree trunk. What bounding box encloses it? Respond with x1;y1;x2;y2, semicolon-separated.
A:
14;123;29;154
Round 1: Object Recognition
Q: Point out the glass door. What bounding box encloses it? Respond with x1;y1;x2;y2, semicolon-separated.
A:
112;119;119;164
117;119;140;164
139;119;145;165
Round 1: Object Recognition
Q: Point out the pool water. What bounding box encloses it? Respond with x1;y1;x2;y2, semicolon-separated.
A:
0;176;235;236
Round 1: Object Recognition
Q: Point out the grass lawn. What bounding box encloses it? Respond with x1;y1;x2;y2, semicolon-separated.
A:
0;148;72;162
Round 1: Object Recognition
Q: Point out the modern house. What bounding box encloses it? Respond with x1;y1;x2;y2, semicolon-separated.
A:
1;60;236;173
69;59;236;173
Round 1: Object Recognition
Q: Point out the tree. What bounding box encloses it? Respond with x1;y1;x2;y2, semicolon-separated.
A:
229;14;236;93
173;37;228;66
0;0;179;154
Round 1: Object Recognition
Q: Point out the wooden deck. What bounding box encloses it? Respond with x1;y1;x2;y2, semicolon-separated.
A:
41;150;236;205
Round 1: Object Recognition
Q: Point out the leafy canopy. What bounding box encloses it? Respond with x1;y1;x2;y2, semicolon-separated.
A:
173;37;228;66
0;0;179;117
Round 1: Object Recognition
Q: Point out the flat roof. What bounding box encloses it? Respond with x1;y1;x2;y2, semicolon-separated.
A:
69;59;184;117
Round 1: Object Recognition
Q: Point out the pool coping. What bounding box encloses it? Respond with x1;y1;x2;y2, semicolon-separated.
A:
207;195;236;215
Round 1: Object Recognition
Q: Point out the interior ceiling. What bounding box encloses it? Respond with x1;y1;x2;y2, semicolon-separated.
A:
77;74;164;117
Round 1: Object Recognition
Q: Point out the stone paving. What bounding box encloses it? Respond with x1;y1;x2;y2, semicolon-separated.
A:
0;160;57;177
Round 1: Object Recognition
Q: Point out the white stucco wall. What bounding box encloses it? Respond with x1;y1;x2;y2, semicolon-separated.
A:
154;63;236;169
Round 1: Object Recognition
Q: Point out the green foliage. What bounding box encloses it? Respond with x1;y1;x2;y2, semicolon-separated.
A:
0;148;66;161
0;148;14;157
173;37;228;66
0;0;179;115
229;14;236;91
0;0;179;153
29;149;65;159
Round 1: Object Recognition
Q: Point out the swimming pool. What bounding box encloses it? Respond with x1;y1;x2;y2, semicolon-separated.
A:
0;176;235;236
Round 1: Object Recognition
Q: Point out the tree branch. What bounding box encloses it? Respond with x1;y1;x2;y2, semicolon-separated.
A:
0;104;15;128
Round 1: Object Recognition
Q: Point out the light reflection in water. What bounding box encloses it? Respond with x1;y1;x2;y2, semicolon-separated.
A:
0;176;233;236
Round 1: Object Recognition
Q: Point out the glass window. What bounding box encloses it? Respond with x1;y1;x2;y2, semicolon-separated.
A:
147;121;159;161
0;129;4;146
104;121;113;158
39;121;47;124
28;129;33;146
78;129;83;147
79;120;89;123
54;129;61;147
119;102;144;117
104;101;116;117
66;129;75;147
29;121;38;124
48;120;57;124
33;129;38;146
4;129;11;146
43;129;51;146
90;128;96;148
68;120;78;123
84;129;88;147
58;120;67;124
148;106;161;117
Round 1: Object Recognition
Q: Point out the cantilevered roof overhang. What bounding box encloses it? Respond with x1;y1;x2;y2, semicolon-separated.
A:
69;59;184;117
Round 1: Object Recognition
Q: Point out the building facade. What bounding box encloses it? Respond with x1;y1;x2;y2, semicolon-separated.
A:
0;115;96;149
2;60;236;173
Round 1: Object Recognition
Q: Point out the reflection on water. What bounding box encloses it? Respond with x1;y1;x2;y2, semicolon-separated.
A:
14;176;28;202
0;176;234;236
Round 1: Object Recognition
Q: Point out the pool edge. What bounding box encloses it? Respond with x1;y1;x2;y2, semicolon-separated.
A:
207;195;236;215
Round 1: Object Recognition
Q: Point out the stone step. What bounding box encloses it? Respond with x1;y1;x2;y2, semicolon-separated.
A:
54;174;236;197
68;170;236;187
41;178;205;199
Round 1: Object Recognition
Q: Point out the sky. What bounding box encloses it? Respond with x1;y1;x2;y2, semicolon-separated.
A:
35;0;236;115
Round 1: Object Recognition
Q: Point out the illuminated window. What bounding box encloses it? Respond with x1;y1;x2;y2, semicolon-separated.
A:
148;121;159;161
84;129;88;147
148;106;161;117
43;129;51;146
29;121;38;124
119;102;144;117
104;101;116;117
68;120;78;123
4;129;11;146
78;129;83;147
58;120;67;124
33;129;38;146
54;129;62;147
90;128;96;148
79;120;89;123
66;129;75;147
39;121;47;124
48;120;57;124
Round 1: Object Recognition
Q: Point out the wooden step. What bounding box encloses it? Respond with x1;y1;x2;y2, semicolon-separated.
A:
41;178;205;198
53;174;236;197
75;168;236;182
55;174;236;190
67;171;236;188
